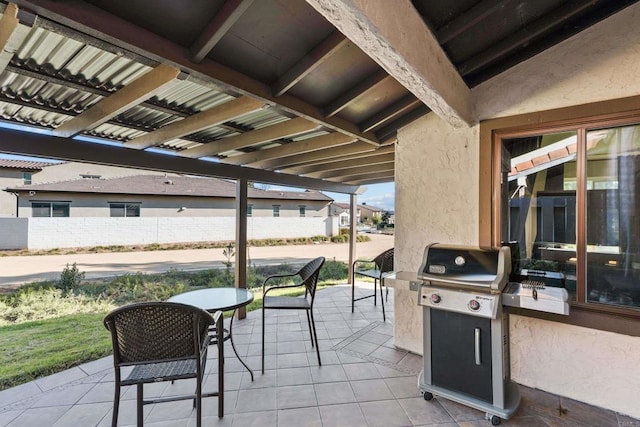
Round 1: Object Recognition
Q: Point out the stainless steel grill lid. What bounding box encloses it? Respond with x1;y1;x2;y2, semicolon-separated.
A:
418;243;511;292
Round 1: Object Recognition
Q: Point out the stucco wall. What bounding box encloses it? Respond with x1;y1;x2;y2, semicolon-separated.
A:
394;3;640;417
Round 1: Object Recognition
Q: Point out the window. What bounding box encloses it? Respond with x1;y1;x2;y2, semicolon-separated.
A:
23;172;32;185
272;205;280;217
299;205;306;217
32;202;69;217
247;204;253;217
110;203;140;217
496;122;640;314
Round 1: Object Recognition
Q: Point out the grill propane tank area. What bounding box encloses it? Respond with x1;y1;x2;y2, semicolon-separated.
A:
416;243;570;425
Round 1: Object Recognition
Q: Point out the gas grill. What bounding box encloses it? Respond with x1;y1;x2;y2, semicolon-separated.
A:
417;243;520;425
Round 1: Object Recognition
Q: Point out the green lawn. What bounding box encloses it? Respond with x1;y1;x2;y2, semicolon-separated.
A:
0;276;342;390
0;312;112;389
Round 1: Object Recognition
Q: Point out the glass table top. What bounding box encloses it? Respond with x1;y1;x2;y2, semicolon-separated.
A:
168;288;254;312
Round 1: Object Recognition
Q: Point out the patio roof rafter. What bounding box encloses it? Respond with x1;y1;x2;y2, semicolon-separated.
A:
0;3;32;75
375;104;430;142
251;140;379;170
338;171;394;183
13;0;383;147
272;31;348;97
306;0;475;127
346;175;394;185
299;152;394;176
182;117;320;158
52;63;182;138
359;94;421;133
324;70;389;117
225;132;356;165
190;0;255;63
0;126;360;194
279;144;394;173
308;161;394;179
123;96;265;150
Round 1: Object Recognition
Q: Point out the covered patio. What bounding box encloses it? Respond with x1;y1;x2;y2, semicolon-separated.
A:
1;283;635;427
1;0;640;425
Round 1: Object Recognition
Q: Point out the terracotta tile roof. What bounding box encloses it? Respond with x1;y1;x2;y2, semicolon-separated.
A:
0;159;52;171
5;174;333;201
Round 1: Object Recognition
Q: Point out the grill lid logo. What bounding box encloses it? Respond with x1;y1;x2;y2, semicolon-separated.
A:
428;265;446;274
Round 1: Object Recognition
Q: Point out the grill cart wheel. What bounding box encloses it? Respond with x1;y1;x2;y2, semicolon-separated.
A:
490;415;501;425
423;392;433;401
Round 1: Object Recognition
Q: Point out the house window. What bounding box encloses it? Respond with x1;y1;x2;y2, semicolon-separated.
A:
247;204;253;217
23;172;32;185
495;120;640;314
299;205;306;217
32;202;70;217
272;205;280;217
110;203;140;217
80;174;101;179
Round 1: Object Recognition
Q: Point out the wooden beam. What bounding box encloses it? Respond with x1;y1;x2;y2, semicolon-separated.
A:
226;132;356;165
0;3;31;74
53;64;181;138
235;177;248;319
359;95;421;132
337;171;394;182
436;0;509;44
303;153;394;176
459;0;596;77
181;117;319;158
376;105;430;142
17;0;381;145
309;161;394;179
324;70;389;117
252;140;377;170
124;96;264;149
272;31;348;97
191;0;255;63
306;0;475;127
282;144;394;173
0;126;360;193
345;175;394;185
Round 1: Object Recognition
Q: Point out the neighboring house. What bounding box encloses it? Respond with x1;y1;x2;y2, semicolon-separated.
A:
330;202;359;227
0;159;50;217
358;203;383;224
5;174;333;218
0;174;335;250
0;160;168;217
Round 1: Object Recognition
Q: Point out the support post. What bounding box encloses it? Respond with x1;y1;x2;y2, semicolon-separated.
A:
235;178;248;319
348;193;357;284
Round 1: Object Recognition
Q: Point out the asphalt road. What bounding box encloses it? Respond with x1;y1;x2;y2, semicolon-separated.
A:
0;233;394;287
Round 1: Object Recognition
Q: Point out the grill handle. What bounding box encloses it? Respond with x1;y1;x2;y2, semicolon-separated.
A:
474;327;481;365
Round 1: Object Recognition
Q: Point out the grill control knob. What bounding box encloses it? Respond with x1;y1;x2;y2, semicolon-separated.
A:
468;299;481;311
430;294;441;304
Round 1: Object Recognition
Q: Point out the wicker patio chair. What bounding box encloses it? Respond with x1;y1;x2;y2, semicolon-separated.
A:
352;247;394;322
104;301;224;427
261;256;325;373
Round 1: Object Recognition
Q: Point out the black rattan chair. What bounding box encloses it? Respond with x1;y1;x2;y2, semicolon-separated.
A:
352;248;394;322
261;256;325;373
104;301;224;427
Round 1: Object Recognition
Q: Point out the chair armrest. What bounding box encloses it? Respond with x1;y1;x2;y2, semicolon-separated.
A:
262;273;298;293
263;282;304;296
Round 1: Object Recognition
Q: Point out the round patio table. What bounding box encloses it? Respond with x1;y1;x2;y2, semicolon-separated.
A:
168;287;255;381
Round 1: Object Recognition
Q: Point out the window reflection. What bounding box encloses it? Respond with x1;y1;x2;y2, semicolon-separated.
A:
502;126;640;310
585;125;640;308
502;132;578;297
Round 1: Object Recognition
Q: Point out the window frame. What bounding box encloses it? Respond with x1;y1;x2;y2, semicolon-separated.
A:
299;205;306;217
109;202;141;217
480;95;640;335
31;201;70;217
22;172;32;185
247;204;253;217
272;205;280;217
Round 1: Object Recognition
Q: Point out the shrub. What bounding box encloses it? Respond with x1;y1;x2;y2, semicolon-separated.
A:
58;263;85;293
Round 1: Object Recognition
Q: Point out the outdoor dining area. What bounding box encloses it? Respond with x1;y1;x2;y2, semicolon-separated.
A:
1;272;636;426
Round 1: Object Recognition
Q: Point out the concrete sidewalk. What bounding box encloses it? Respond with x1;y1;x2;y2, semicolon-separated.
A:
0;234;394;287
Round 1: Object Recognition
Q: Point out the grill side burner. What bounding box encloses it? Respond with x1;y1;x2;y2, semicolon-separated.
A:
417;243;520;425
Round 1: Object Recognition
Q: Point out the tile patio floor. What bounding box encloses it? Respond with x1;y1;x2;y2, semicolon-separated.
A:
0;284;638;427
